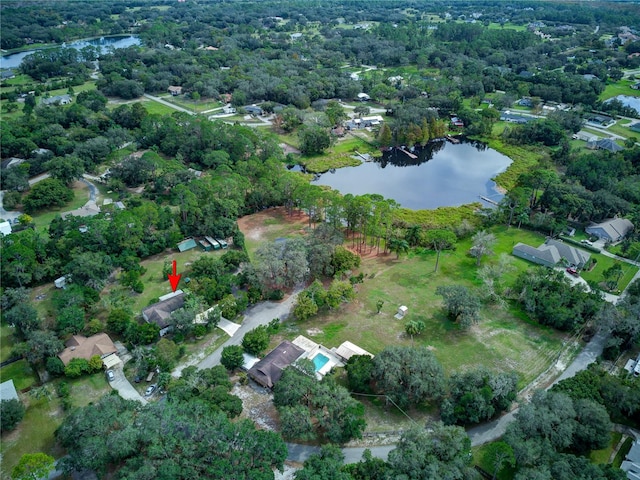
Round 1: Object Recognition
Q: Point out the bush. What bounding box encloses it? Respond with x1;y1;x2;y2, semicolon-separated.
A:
1;399;25;432
46;356;66;376
64;358;90;378
268;289;284;301
221;345;245;371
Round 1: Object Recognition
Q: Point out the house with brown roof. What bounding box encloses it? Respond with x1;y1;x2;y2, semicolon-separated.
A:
58;333;117;366
142;290;185;336
168;86;183;96
247;340;305;388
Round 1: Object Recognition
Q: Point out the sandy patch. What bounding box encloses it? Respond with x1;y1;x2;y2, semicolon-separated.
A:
231;382;280;431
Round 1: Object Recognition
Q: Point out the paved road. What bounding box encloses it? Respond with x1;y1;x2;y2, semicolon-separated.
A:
143;93;196;115
196;290;301;371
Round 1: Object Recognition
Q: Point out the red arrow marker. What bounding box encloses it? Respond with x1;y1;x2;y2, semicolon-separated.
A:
167;260;181;292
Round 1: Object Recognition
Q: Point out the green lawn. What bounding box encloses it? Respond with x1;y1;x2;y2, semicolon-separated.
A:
600;79;637;101
30;180;92;230
581;253;639;293
590;431;622;464
130;248;226;314
283;224;565;388
140;98;178;116
0;360;38;391
0;374;110;479
0;325;15;363
472;443;517;480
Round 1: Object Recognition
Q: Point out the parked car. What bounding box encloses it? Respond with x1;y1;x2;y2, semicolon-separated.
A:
144;384;157;397
106;370;115;382
566;267;579;276
134;375;141;383
580;239;593;246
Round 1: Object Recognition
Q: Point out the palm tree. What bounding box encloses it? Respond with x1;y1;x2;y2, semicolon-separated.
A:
388;238;409;259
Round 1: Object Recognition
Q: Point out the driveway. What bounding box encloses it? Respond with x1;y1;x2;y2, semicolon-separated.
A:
109;364;147;404
0;190;21;223
196;290;301;371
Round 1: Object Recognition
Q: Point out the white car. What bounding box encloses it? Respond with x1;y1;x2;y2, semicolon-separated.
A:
106;370;115;382
144;384;157;397
581;239;593;246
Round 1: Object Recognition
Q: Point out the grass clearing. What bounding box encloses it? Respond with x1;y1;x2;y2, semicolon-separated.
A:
472;444;517;480
0;360;38;391
140;98;179;116
590;431;622;464
581;253;639;292
246;216;567;387
130;248;226;313
30;180;91;229
600;80;637;101
0;325;16;363
239;208;310;261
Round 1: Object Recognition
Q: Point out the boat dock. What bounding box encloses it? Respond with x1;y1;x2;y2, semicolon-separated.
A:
446;135;461;144
479;195;499;206
397;147;417;159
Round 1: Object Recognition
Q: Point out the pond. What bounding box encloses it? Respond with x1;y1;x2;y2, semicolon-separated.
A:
605;95;640;113
1;35;141;69
309;139;512;210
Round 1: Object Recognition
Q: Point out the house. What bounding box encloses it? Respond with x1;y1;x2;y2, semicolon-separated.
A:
60;201;101;219
142;290;185;336
1;157;26;169
0;379;19;402
450;116;464;128
621;440;640;480
41;94;72;105
631;82;640;90
586;218;634;243
58;333;118;366
1;69;16;80
500;112;531;124
591;138;624;153
517;98;533;107
332;341;374;362
586;113;614;127
168;86;183;96
573;131;599;143
357;93;370;102
290;33;303;40
222;104;236;114
177;238;198;252
630;123;640;134
361;115;384;128
512;238;591;269
244;105;263;116
0;221;12;236
247;340;305;388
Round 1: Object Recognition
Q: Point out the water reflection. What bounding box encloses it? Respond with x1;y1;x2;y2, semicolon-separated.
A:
309;139;512;210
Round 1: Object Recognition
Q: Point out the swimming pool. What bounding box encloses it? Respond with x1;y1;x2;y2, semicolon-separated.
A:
312;353;330;372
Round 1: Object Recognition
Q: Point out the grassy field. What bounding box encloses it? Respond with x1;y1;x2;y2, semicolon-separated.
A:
472;444;517;480
243;212;568;388
600;80;637;101
581;252;639;292
0;374;110;479
0;360;38;391
29;180;91;230
139;98;181;116
0;325;15;363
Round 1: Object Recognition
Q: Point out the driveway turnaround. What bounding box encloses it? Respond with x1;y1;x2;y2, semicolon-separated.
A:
109;364;147;405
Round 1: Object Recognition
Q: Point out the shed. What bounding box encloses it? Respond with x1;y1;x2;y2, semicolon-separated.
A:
177;238;197;252
0;379;19;402
168;86;183;96
199;239;212;251
54;276;67;289
357;93;370;101
397;305;408;318
333;341;374;362
216;238;228;248
205;236;221;249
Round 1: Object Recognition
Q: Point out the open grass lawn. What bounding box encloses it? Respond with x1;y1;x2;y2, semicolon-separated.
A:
30;180;91;230
30;283;57;322
0;360;38;391
162;95;222;113
590;431;622;464
0;374;110;478
140;98;179;116
600;79;637;101
280;225;566;389
581;253;639;292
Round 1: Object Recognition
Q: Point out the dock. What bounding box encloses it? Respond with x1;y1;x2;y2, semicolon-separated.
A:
397;147;417;159
479;195;499;206
446;134;461;144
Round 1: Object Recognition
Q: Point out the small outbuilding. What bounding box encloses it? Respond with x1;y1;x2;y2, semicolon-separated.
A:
0;221;12;236
0;379;19;402
177;238;198;252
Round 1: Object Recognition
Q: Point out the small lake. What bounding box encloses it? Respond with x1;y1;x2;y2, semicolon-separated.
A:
310;139;512;210
605;95;640;113
1;35;141;69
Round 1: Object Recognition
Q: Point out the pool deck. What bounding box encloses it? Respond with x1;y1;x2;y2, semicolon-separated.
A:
292;335;345;379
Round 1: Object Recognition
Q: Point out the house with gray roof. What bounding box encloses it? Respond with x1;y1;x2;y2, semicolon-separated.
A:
590;138;624;153
41;94;72;105
142;290;185;336
0;379;19;402
247;340;305;389
586;218;634;243
512;238;591;269
622;440;640;480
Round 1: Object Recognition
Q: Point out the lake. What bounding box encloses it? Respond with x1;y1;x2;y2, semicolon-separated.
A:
1;35;141;69
310;139;512;210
